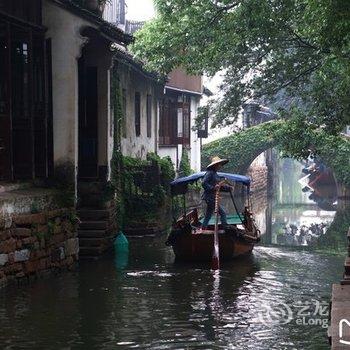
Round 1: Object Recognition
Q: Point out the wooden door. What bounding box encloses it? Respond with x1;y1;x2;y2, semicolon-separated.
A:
32;32;47;177
78;59;98;179
0;22;11;180
11;25;33;179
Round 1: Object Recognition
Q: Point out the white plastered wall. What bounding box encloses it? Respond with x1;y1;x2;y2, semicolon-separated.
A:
190;96;201;172
118;65;159;159
44;1;113;183
43;1;90;176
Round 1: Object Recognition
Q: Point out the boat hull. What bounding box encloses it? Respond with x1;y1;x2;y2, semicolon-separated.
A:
171;231;255;262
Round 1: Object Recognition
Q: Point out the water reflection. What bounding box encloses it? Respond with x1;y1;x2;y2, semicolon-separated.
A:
220;157;344;250
0;157;349;349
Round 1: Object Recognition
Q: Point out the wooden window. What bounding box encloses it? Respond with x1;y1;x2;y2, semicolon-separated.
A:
11;26;33;179
146;94;152;138
0;11;48;181
159;97;177;146
135;92;141;137
182;100;190;145
0;21;10;180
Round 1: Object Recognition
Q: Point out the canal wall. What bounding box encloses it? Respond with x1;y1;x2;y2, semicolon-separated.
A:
329;220;350;348
247;165;268;193
0;187;78;289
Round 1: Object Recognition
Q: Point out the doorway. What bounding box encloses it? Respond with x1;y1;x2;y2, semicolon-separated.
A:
78;56;98;179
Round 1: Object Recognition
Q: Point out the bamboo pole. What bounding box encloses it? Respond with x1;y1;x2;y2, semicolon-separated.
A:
212;183;221;270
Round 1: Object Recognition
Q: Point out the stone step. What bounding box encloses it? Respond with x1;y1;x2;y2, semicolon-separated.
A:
79;221;109;230
78;194;105;207
77;209;113;220
79;246;105;256
78;197;115;209
79;237;114;247
78;229;111;238
344;257;350;274
77;181;106;194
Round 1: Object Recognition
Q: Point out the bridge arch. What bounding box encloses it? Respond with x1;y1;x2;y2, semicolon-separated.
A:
202;121;350;198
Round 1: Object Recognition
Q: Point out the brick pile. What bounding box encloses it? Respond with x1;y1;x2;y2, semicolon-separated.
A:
0;208;78;288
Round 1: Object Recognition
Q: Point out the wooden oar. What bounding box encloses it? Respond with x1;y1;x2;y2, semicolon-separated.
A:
212;183;221;270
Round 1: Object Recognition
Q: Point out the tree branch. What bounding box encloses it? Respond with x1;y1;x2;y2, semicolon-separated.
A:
209;2;240;24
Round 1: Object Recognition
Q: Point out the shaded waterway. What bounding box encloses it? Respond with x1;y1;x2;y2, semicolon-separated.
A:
0;158;349;349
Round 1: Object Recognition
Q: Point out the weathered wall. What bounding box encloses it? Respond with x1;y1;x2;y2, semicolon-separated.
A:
118;64;160;159
158;146;179;169
167;69;203;94
0;208;78;289
43;1;90;172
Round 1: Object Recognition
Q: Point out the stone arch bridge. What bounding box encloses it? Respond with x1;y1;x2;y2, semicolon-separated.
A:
202;120;350;198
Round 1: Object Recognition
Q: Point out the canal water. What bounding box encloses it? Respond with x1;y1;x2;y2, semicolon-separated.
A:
0;158;349;349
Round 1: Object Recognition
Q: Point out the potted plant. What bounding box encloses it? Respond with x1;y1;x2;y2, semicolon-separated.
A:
84;0;110;15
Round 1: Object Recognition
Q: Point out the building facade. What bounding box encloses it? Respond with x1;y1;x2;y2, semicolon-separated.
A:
0;0;135;277
104;0;206;172
158;69;203;172
114;52;164;159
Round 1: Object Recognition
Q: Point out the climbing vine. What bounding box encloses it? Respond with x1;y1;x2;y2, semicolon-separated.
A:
110;65;175;228
110;65;125;228
120;153;175;227
178;148;192;177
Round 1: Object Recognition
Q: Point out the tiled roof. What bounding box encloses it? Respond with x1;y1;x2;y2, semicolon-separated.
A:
49;0;133;44
113;46;165;83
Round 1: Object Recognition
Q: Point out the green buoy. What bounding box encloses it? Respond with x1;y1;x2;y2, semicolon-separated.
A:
114;232;129;270
114;231;129;251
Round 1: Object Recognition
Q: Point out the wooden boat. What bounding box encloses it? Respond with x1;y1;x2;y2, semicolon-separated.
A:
166;172;261;264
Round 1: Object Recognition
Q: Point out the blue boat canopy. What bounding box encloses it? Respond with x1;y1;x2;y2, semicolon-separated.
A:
170;171;251;195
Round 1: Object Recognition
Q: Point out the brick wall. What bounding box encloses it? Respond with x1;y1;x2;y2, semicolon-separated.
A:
247;165;268;192
0;208;78;289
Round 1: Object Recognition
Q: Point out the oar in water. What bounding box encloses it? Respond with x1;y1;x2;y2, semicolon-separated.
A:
212;183;222;270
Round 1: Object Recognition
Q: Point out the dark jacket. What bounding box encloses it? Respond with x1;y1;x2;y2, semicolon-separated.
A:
201;170;229;202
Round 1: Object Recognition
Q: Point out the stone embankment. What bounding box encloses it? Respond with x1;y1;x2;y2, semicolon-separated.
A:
0;208;78;289
329;226;350;348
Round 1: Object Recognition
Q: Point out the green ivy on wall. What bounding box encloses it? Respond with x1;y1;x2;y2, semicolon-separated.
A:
110;64;175;229
178;148;192;177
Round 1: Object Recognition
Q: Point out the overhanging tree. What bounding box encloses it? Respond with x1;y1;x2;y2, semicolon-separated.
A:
131;0;350;138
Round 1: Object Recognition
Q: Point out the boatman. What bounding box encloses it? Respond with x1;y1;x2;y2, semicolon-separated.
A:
201;156;231;229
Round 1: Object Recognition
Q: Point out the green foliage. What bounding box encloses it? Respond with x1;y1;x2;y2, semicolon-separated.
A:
132;0;350;132
146;152;175;191
110;67;126;228
119;153;174;226
67;210;80;226
202;120;350;186
53;162;75;208
178;148;192;177
316;203;350;252
30;201;40;214
202;121;281;173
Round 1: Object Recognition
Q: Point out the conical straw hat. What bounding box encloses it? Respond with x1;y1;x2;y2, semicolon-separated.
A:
206;156;229;170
